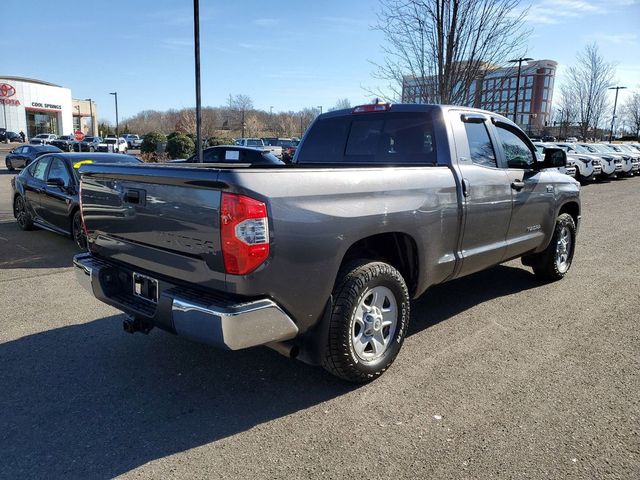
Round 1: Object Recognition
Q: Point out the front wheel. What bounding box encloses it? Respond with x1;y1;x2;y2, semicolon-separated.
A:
525;213;576;281
6;159;14;171
322;261;410;383
14;196;34;230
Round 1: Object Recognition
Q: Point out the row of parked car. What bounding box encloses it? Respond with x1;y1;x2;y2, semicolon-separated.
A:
28;133;143;152
533;141;640;183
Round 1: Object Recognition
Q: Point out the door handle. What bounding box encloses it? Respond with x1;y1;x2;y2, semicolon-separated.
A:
462;178;470;197
511;180;525;191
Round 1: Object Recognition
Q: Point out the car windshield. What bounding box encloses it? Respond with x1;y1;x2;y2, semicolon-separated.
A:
84;137;95;142
36;134;49;138
59;136;71;140
277;140;295;147
246;140;262;146
105;139;117;144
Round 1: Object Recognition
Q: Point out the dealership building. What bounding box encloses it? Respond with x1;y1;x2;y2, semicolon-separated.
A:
0;76;97;140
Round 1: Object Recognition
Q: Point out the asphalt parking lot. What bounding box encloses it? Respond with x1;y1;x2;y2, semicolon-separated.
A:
0;154;638;479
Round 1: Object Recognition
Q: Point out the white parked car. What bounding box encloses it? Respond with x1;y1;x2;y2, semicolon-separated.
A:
97;137;128;153
590;144;634;177
575;143;620;178
538;142;601;182
122;134;143;149
29;133;57;145
614;144;640;175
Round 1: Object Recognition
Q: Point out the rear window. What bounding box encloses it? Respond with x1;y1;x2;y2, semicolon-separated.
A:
297;113;437;164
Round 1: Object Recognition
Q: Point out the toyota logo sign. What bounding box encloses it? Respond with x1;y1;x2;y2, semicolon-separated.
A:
0;83;16;98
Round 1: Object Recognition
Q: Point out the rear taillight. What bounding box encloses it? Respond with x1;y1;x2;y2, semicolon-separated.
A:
220;192;269;275
78;179;88;235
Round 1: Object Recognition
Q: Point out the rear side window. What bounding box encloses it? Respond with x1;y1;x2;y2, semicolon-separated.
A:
464;122;497;168
298;113;436;164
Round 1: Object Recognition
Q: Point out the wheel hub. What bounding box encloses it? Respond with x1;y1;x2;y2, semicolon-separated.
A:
363;308;383;335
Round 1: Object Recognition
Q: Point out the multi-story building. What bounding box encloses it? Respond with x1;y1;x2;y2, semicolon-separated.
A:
402;59;557;135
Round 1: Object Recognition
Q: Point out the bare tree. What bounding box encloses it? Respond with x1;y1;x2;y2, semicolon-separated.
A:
564;43;615;140
175;108;196;134
329;98;352;111
369;0;530;104
228;94;254;111
552;84;579;138
622;92;640;139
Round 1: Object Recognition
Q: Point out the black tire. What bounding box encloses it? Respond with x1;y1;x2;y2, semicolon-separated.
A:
322;261;410;383
89;146;95;152
71;210;87;250
6;159;14;171
525;213;576;281
14;195;34;230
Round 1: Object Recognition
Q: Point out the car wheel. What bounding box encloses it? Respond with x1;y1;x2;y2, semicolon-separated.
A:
6;159;14;171
72;210;87;250
525;213;576;282
89;147;95;152
14;196;34;231
322;261;410;383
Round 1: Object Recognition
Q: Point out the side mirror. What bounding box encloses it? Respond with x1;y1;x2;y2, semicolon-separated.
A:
46;177;65;188
537;148;567;170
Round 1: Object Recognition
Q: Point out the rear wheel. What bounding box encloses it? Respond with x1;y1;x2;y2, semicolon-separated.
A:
72;210;87;250
322;261;410;383
525;213;576;281
14;196;34;230
6;159;14;171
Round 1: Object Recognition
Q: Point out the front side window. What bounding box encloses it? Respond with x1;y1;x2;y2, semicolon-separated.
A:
32;157;52;180
464;122;497;168
47;158;72;186
496;126;535;169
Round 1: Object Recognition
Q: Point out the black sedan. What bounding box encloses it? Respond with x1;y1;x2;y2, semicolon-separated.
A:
0;130;22;143
5;145;62;170
177;145;284;164
11;152;142;249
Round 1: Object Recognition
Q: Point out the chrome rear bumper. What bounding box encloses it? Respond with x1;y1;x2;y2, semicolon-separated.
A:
73;253;298;350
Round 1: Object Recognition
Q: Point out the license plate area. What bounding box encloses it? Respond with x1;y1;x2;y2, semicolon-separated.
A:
133;272;159;303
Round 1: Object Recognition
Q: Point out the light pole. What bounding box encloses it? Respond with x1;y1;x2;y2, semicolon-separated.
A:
85;98;94;136
508;57;533;124
75;105;81;133
193;0;203;162
2;101;7;134
317;105;322;115
270;106;274;135
608;86;626;143
109;92;119;138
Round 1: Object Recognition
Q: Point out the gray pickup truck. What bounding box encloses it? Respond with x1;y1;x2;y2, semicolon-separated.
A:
74;104;580;382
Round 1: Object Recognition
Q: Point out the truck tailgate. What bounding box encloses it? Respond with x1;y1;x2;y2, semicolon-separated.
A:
80;164;227;288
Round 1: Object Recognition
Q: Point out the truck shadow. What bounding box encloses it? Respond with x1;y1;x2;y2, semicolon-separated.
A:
0;316;353;478
0;263;544;478
0;221;79;269
409;264;540;335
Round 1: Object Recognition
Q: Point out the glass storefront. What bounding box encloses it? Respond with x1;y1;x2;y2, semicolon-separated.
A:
26;109;60;137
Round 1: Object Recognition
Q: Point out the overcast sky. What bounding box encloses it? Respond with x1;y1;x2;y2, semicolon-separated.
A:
2;0;638;121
